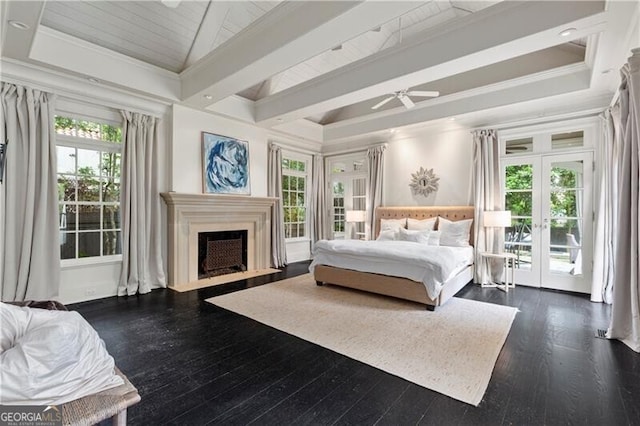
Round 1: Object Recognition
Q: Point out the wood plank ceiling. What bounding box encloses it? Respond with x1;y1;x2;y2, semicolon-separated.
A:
40;1;280;73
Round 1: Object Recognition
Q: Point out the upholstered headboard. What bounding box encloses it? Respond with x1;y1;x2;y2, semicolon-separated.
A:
375;206;475;246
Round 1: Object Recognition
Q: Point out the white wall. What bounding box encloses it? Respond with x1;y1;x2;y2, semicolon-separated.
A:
384;126;473;206
171;104;269;195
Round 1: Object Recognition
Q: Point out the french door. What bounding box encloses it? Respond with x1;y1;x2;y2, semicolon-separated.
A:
502;152;592;292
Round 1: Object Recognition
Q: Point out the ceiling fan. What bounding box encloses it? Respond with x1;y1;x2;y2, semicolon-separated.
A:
371;89;440;110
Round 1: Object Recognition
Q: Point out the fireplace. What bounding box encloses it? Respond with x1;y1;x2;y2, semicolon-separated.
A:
161;193;277;288
198;230;248;279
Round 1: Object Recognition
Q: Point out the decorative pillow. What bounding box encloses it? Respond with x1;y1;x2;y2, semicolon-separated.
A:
376;229;398;241
398;227;428;243
407;217;437;231
426;230;442;246
398;228;440;246
438;217;473;247
380;218;406;232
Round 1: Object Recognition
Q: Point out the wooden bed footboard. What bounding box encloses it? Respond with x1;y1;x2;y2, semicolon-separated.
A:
313;265;474;310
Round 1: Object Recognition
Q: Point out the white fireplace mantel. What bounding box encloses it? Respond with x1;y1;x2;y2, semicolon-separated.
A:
161;192;277;287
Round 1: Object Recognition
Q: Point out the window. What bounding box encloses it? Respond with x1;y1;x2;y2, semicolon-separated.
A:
327;154;367;239
55;116;122;261
282;157;308;239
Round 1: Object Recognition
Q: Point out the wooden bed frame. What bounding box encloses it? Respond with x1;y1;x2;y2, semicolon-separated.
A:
314;206;475;311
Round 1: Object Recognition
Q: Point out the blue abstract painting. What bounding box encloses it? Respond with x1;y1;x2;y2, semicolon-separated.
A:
202;132;250;194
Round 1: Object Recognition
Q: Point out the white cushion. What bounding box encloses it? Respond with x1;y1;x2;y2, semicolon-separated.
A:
0;305;123;405
376;229;398;241
0;303;32;354
438;217;473;247
407;217;437;231
380;218;406;232
426;230;442;246
398;228;441;246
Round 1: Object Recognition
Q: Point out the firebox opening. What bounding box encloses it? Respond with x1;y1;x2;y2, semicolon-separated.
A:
197;230;248;279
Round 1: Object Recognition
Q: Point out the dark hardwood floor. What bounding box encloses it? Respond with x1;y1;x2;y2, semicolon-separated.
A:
70;261;640;425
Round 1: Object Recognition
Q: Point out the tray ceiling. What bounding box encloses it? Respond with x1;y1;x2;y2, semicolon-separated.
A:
2;0;637;144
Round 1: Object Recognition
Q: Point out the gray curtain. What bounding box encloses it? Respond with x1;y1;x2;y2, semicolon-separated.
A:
472;129;503;283
0;83;60;301
591;109;620;302
268;143;287;267
118;111;166;296
607;48;640;352
310;154;328;243
366;145;385;240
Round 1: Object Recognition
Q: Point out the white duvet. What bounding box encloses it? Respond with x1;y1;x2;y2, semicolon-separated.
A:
309;240;474;299
0;303;123;405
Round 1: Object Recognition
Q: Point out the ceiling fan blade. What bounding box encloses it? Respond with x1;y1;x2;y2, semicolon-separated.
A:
371;96;394;110
406;90;440;97
400;95;415;109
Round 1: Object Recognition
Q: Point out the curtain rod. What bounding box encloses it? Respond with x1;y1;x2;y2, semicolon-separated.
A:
269;140;319;156
323;142;387;158
468;110;603;133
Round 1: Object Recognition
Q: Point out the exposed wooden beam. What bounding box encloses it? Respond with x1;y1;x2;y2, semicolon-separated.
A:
1;1;45;60
182;1;231;69
180;1;423;109
255;1;606;126
323;65;592;141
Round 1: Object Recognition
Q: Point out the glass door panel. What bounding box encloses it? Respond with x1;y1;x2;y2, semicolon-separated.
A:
331;180;345;239
541;153;592;292
503;159;541;286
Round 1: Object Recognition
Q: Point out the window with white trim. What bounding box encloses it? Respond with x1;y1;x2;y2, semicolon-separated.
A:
327;155;367;239
55;116;122;260
282;156;308;239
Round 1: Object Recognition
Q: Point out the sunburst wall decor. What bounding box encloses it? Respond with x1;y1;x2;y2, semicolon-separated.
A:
409;167;439;196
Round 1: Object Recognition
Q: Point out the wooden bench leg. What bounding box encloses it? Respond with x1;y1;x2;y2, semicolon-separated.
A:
316;281;324;286
426;304;436;311
112;409;127;426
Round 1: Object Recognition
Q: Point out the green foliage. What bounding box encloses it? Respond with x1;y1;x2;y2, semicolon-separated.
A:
54;116;122;143
505;164;581;230
282;158;305;172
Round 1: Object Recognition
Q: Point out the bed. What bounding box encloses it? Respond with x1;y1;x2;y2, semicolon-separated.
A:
311;206;475;310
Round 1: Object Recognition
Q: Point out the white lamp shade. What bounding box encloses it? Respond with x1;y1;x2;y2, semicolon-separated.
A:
345;210;366;223
483;210;511;227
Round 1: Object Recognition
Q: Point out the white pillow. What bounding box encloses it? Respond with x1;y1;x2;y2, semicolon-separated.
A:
376;229;398;241
398;228;440;246
380;218;406;232
426;230;442;246
398;227;428;243
438;217;473;247
407;217;437;231
0;307;123;405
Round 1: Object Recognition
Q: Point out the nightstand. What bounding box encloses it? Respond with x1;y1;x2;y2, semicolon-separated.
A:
480;252;517;293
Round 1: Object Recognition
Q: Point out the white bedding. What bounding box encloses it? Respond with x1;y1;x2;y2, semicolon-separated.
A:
309;240;474;300
0;303;124;405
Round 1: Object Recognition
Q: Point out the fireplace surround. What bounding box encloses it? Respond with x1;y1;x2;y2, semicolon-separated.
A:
161;193;277;288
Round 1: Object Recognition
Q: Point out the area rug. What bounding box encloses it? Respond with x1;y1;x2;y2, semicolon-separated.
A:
206;273;517;406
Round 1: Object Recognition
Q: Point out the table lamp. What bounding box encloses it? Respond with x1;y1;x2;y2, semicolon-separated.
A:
483;210;511;253
345;210;366;239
